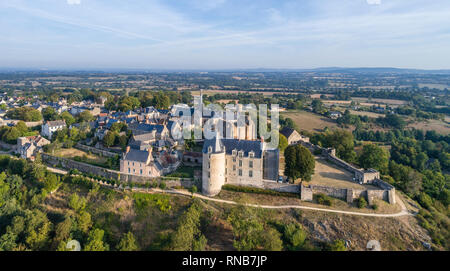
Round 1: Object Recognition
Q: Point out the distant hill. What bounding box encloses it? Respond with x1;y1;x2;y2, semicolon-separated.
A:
235;67;450;74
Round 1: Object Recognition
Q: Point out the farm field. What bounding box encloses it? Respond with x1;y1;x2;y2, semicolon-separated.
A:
281;110;344;132
408;119;450;135
349;110;385;118
52;147;112;168
352;97;407;105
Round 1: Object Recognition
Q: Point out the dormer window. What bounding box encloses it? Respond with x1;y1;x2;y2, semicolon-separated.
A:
249;151;254;158
238;151;243;158
208;146;212;153
232;149;237;156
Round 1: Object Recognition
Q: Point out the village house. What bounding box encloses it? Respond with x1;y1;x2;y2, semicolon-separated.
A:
280;127;309;145
329;111;342;119
41;120;66;139
16;135;50;160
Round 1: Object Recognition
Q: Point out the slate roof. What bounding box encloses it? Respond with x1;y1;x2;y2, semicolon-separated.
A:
128;123;165;134
133;132;156;142
280;127;297;138
157;109;169;116
46;120;66;127
122;148;150;163
202;138;262;158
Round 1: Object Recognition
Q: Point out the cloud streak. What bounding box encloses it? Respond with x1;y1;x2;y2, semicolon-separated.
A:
0;0;449;69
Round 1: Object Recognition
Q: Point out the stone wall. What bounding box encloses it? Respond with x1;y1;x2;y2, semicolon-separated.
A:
300;183;395;204
42;153;192;185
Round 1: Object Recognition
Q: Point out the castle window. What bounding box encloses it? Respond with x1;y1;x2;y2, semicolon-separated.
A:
232;150;237;156
249;161;253;168
239;160;242;167
233;157;236;162
249;152;254;158
233;165;236;171
128;168;130;173
140;169;142;175
238;169;242;176
238;151;243;158
249;170;253;177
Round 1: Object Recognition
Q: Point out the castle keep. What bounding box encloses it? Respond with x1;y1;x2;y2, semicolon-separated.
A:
202;135;279;196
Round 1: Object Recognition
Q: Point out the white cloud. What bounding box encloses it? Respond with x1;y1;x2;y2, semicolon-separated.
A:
367;0;381;5
67;0;81;5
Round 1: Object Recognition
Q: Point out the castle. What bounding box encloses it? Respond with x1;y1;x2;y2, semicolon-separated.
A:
202;134;279;196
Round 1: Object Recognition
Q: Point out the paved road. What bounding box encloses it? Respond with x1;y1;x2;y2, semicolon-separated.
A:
45;166;413;218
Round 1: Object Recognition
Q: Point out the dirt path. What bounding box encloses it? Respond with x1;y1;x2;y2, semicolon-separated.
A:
141;188;414;218
46;166;414;218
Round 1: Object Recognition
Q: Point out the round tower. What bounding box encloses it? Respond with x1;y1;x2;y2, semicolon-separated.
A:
202;134;226;197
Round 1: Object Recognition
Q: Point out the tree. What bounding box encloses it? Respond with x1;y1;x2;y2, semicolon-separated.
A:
170;200;206;251
311;99;324;114
259;228;283;251
358;144;389;173
60;111;75;126
15;121;28;135
76;210;92;233
42;107;58;121
278;133;288;152
116;232;139;251
118;96;140;111
283;223;306;250
84;228;109;251
52;215;74;250
378;113;406;129
328;239;347;251
5;107;42;121
118;135;128;149
43;173;61;193
311;129;356;162
77;110;94;123
103;131;116;147
68;193;87;212
153;92;170;109
405;170;423;197
356;197;367;209
284;145;315;181
0;172;9;208
2;127;21;144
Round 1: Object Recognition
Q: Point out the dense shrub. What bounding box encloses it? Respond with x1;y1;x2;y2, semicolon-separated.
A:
356;197;367;209
222;184;300;198
315;193;333;206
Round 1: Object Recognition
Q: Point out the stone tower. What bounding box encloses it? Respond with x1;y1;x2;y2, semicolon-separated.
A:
202;133;226;197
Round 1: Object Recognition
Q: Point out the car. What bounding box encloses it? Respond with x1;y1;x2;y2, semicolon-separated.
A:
277;176;283;183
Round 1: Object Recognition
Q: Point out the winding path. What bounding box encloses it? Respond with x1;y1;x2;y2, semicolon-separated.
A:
46;166;413;218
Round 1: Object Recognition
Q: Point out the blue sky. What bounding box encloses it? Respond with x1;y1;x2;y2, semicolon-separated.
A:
1;0;449;70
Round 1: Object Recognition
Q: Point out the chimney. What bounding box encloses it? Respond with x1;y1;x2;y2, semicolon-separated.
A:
260;137;265;151
126;146;130;153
